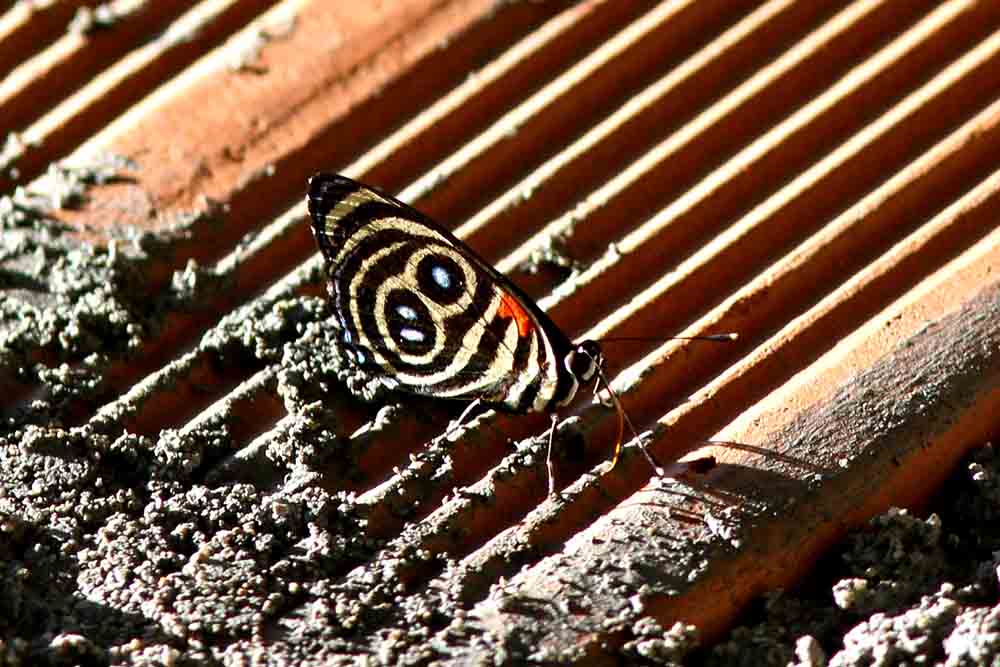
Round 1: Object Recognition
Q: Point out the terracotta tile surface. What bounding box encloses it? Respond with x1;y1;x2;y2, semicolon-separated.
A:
2;0;999;664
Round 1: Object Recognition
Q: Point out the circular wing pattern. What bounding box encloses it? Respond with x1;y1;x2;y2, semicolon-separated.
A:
307;173;585;414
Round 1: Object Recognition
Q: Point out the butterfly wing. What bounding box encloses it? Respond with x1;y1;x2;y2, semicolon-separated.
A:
307;173;578;414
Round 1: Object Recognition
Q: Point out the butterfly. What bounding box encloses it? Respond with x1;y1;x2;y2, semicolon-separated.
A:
307;173;656;493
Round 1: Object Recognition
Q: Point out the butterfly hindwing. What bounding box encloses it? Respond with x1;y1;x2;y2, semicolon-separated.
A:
307;174;579;414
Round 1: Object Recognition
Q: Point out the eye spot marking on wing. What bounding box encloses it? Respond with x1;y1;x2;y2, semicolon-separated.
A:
497;292;534;337
417;254;465;305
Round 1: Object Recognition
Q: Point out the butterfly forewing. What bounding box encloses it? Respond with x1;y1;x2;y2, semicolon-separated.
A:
307;174;578;413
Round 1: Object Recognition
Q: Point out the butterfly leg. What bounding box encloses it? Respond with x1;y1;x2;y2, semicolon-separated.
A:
443;399;482;440
623;414;665;480
546;413;559;497
595;374;666;479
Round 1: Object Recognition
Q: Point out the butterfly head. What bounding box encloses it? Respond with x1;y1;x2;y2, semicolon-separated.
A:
556;339;603;407
565;339;602;382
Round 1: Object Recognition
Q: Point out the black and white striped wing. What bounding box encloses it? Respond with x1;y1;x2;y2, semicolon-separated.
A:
307;174;579;414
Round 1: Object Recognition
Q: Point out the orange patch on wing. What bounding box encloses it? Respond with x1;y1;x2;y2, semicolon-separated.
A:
497;293;534;337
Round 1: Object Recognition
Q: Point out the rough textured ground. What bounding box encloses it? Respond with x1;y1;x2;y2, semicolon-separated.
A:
3;1;1000;664
1;190;998;665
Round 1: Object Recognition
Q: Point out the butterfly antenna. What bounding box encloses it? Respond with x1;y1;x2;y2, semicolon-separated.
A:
594;365;664;477
599;332;738;344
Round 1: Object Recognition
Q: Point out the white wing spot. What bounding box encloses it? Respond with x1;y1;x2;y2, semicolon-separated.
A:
431;265;452;289
400;327;425;343
396;305;419;321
